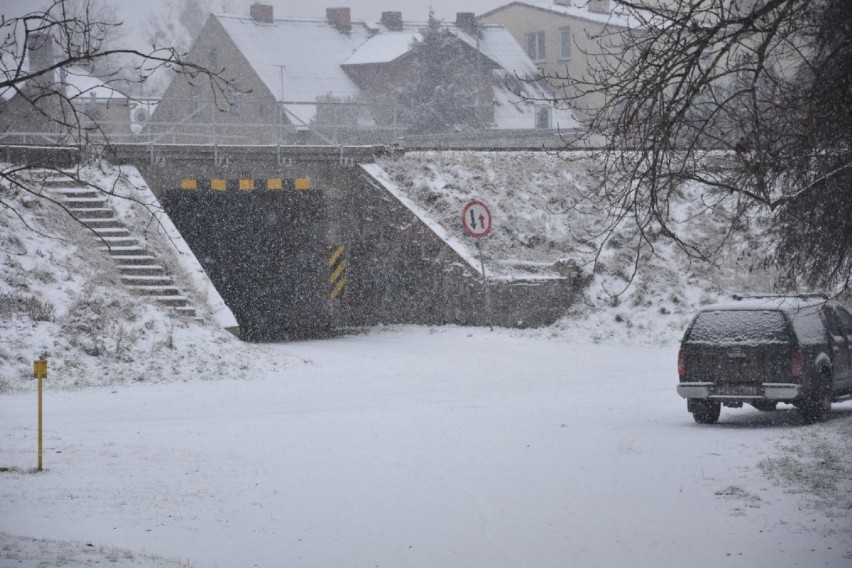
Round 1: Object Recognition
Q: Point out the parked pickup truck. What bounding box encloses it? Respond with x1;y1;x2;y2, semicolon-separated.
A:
676;294;852;424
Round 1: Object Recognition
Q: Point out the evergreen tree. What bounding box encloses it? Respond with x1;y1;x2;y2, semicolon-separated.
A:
396;12;485;134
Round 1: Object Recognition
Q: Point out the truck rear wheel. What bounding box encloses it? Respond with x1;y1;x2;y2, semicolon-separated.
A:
750;400;777;412
799;374;832;424
691;400;721;424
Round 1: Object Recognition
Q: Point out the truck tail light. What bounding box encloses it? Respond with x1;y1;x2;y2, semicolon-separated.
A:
678;349;686;379
791;349;803;378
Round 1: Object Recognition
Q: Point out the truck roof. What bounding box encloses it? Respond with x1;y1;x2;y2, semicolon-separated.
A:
699;295;830;314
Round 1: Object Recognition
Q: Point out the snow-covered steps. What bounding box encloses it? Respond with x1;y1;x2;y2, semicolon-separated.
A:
94;236;141;248
96;245;146;254
148;295;195;309
117;264;166;276
121;275;175;287
128;285;184;296
60;196;108;206
43;179;202;320
39;178;89;189
88;227;132;237
78;217;122;227
68;207;115;219
111;255;160;264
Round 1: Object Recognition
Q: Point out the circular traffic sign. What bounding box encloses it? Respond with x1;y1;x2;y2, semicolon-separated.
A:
462;200;493;238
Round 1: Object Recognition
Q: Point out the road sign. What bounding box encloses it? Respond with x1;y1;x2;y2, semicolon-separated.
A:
461;200;494;329
33;359;47;379
462;200;492;238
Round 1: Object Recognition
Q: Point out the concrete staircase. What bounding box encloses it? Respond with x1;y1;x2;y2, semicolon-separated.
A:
40;174;199;318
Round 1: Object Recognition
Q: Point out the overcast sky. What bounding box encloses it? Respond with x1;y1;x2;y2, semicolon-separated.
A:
1;0;514;50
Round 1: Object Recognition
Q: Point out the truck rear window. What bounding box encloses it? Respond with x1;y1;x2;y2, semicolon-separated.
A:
686;310;788;345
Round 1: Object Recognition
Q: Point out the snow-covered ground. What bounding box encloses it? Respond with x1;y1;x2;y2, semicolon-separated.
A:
2;326;851;567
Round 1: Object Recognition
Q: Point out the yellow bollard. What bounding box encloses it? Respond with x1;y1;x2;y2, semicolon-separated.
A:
33;359;47;471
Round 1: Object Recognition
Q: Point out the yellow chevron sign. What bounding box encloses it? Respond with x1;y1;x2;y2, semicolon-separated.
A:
328;244;348;301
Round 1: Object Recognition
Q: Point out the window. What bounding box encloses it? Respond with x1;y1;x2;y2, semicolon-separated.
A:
687;310;789;345
190;85;201;118
230;88;242;116
208;47;218;70
791;306;829;346
829;305;852;336
560;26;572;60
83;91;101;118
526;31;545;62
535;106;551;129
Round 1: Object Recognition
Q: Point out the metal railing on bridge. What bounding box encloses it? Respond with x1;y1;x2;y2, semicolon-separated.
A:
1;96;577;153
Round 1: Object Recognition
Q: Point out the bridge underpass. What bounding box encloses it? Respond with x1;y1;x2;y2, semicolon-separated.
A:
161;180;329;341
107;145;367;341
104;144;576;341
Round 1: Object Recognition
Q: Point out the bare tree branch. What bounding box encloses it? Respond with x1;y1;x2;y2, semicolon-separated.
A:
0;0;239;243
539;0;851;293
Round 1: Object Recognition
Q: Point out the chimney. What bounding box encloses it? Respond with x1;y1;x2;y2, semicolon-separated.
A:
27;33;55;78
250;3;274;23
553;0;574;6
587;0;611;14
456;12;476;32
381;11;403;32
327;7;351;32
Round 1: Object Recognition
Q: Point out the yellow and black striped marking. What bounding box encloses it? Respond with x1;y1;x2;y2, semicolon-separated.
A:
180;178;312;191
328;244;348;301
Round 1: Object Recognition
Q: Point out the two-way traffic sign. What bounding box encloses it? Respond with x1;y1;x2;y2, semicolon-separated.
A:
462;200;493;238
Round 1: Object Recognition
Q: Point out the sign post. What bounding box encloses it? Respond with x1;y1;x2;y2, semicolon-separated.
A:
33;359;47;471
462;200;494;331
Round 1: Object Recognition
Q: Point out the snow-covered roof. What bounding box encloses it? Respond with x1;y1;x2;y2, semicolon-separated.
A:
344;32;419;65
61;66;127;100
212;12;577;130
479;1;641;29
448;23;561;113
492;81;577;130
450;25;539;79
699;296;830;313
215;14;373;124
359;21;544;84
0;52;126;102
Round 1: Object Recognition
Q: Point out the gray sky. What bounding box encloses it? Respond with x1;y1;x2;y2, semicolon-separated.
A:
1;0;513;50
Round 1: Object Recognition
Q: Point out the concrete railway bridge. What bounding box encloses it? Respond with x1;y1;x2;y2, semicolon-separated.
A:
9;144;579;340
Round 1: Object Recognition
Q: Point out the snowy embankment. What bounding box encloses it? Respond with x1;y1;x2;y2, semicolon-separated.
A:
0;162;277;393
372;150;788;339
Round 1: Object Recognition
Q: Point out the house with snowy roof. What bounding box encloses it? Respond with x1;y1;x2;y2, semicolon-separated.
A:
478;0;641;117
0;34;135;145
149;4;577;145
